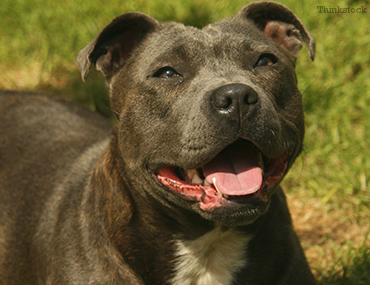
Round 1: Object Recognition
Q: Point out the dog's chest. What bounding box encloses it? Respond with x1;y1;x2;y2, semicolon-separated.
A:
171;227;251;285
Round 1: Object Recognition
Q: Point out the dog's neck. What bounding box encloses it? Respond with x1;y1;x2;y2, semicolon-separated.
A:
171;227;252;285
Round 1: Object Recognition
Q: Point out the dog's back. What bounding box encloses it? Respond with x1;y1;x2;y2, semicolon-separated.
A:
0;91;112;282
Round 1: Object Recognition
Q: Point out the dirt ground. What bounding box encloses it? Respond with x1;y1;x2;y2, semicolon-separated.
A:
287;193;370;278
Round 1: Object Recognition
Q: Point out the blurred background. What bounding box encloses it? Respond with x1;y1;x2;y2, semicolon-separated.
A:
1;0;369;283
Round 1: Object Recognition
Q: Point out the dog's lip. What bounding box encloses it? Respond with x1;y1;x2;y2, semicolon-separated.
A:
149;139;290;211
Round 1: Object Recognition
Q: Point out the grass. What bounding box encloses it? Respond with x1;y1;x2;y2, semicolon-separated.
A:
1;0;369;283
318;233;370;284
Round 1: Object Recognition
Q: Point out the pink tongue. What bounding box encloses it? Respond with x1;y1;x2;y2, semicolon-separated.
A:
203;147;263;196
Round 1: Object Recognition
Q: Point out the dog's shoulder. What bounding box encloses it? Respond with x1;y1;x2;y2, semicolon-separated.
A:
0;91;113;202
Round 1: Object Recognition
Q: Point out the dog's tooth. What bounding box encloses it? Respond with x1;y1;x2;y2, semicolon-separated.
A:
185;169;203;185
204;180;211;186
212;178;223;197
192;173;203;184
186;169;197;179
256;152;264;170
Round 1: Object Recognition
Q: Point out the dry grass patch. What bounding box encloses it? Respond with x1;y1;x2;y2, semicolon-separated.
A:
288;193;370;280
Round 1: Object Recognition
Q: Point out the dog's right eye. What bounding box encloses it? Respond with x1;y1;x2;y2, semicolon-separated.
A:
153;67;181;79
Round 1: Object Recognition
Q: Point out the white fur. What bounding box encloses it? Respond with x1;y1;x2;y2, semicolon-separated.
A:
171;227;252;285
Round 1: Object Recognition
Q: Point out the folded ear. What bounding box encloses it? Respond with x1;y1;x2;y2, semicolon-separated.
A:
77;13;159;81
238;1;315;61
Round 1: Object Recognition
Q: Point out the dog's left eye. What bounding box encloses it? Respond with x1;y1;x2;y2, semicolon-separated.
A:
153;67;181;79
256;55;277;67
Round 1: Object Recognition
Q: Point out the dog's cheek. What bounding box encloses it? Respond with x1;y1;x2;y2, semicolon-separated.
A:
252;61;301;110
118;87;185;167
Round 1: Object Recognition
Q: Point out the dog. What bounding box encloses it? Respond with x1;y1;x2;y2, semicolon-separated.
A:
0;1;316;284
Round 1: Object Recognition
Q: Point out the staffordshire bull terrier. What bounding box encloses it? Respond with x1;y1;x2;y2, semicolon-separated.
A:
0;1;316;284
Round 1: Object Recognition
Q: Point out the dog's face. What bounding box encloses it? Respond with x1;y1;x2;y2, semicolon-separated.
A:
78;2;315;226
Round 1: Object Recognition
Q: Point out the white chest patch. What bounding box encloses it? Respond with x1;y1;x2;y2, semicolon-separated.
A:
171;227;252;285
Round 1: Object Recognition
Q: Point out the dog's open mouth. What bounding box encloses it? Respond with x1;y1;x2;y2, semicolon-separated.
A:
152;140;289;211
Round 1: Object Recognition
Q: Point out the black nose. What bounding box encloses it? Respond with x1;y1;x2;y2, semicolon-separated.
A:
211;84;258;123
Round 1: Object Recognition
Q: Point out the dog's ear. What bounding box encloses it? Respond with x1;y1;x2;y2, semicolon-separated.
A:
77;13;159;81
238;1;315;61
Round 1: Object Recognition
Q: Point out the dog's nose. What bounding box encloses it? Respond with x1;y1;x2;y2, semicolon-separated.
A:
211;84;258;123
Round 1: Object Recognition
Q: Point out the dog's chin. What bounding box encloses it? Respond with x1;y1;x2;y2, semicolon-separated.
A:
194;200;269;226
149;139;290;225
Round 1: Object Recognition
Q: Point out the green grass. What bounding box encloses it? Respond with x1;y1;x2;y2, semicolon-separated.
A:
1;0;369;283
318;233;370;284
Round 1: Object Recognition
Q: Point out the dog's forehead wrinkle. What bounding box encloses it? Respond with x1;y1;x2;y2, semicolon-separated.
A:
202;23;223;39
151;23;261;57
143;30;212;67
158;23;210;44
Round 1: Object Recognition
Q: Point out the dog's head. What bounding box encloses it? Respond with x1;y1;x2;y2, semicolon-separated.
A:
78;1;315;226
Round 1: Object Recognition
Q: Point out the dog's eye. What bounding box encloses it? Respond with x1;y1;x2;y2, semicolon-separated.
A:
256;55;277;67
153;67;181;79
